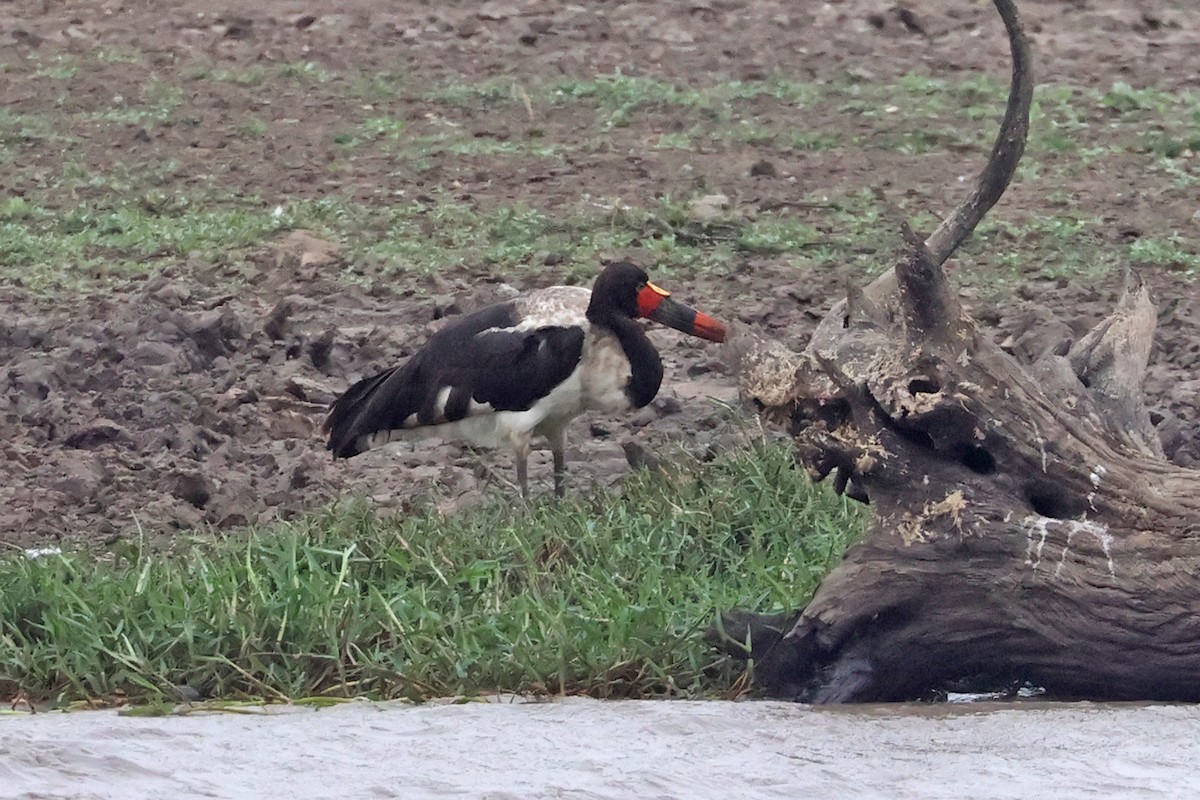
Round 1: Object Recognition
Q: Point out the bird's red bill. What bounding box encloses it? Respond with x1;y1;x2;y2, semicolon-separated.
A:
638;285;727;343
690;311;727;343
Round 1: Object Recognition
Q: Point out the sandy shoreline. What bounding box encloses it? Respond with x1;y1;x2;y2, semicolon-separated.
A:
4;697;1200;799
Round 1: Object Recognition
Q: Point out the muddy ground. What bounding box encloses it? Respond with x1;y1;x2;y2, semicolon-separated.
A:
1;0;1198;549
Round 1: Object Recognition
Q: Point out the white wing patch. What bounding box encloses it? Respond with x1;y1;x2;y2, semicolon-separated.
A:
396;386;496;429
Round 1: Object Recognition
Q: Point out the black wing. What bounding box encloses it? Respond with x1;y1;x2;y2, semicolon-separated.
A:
324;301;585;458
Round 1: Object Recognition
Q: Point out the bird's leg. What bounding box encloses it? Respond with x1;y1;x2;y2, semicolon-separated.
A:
553;449;566;498
512;435;532;499
516;453;529;499
548;427;567;498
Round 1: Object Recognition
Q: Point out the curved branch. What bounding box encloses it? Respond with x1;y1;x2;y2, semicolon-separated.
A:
922;0;1033;266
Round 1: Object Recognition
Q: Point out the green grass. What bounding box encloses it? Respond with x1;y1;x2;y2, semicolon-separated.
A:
0;108;63;149
4;62;1199;295
410;70;1200;238
413;132;561;158
235;116;269;139
94;81;183;126
33;56;79;81
272;194;828;283
1100;81;1183;115
0;195;304;291
0;443;865;705
348;72;407;102
0;189;786;291
427;72;820;130
276;61;333;84
1128;234;1200;275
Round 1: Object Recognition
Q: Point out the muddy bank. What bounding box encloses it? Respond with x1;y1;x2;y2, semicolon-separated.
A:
5;697;1200;800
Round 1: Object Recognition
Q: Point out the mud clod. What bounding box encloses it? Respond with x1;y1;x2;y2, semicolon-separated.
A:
171;473;214;510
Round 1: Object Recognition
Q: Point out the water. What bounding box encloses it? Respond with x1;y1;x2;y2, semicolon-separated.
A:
3;697;1198;799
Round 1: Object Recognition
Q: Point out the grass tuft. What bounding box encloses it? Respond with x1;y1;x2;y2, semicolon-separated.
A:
0;443;864;705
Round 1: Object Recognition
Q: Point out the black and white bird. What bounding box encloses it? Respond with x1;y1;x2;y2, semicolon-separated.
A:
323;261;727;497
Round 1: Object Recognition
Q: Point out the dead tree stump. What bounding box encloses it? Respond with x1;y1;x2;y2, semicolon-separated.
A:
720;0;1200;703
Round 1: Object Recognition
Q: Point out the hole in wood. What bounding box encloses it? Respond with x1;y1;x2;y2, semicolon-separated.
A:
957;444;996;475
1024;482;1087;520
908;377;941;395
817;398;852;427
896;427;936;451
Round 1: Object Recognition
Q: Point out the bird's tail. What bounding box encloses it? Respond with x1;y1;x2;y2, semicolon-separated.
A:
323;364;408;458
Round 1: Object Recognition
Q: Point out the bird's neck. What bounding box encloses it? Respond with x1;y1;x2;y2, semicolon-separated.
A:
591;312;663;408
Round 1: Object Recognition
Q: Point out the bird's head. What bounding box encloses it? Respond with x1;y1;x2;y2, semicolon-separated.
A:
590;261;727;343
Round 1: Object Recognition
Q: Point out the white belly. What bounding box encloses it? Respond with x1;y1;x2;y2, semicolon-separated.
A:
579;329;634;414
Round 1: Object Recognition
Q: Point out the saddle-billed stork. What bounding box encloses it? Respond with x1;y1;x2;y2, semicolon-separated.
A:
323;261;727;497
